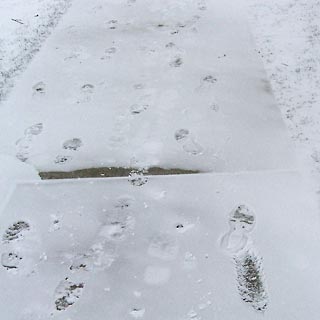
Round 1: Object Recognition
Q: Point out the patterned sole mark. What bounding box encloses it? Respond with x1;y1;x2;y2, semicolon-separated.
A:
220;205;255;253
69;242;116;272
220;205;268;312
202;75;217;84
234;251;268;312
197;0;207;11
128;169;148;186
3;221;30;243
54;279;84;311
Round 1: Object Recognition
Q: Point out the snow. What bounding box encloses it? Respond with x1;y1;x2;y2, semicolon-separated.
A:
0;0;71;102
245;0;320;186
0;0;295;173
1;0;320;319
1;172;320;319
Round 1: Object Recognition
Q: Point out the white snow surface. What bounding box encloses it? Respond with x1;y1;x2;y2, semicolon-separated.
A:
0;0;295;173
1;172;320;319
1;0;320;319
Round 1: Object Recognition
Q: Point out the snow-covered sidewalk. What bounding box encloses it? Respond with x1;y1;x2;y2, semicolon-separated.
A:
0;0;294;173
1;0;320;319
2;172;320;319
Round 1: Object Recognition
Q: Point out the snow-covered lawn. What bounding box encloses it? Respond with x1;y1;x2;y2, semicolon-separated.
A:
247;0;320;186
0;0;71;102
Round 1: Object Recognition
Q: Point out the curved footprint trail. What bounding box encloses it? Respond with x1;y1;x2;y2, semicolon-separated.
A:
220;205;268;312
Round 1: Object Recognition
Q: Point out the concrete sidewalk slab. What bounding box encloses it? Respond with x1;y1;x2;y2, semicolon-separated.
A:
0;172;319;319
0;0;295;173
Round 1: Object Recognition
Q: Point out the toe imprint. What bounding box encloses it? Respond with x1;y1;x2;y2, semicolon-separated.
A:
234;251;268;312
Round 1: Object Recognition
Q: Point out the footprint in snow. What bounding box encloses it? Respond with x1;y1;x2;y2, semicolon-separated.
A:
174;129;203;155
101;46;117;60
220;205;268;312
148;233;179;260
1;252;22;270
210;102;220;112
130;104;148;115
165;42;176;48
128;169;148;186
70;198;135;272
24;123;43;136
114;195;135;209
54;279;84;311
169;56;183;68
220;204;255;254
32;82;46;95
3;221;30;243
100;200;136;241
107;19;118;30
77;83;94;103
197;0;207;11
234;250;268;312
62;138;83;151
16;123;43;162
54;155;72;165
1;220;39;274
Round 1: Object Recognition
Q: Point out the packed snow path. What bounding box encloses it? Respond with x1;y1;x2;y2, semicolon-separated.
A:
0;0;295;173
